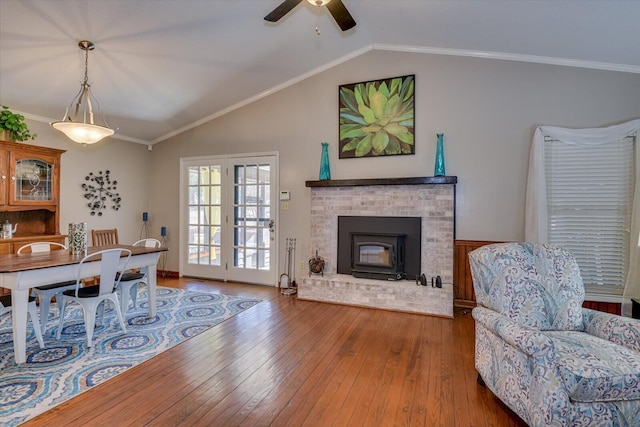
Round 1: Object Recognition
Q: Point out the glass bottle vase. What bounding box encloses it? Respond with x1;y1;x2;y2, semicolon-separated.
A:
434;133;446;176
319;142;331;180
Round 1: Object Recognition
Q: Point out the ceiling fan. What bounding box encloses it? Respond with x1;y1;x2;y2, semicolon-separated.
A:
264;0;356;31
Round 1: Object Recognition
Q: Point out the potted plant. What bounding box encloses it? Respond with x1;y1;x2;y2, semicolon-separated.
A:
0;106;36;141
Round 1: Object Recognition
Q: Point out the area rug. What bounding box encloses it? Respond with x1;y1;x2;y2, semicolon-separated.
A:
0;286;261;426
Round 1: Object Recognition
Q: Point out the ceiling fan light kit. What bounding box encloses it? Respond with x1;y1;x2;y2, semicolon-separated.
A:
265;0;356;31
51;40;114;145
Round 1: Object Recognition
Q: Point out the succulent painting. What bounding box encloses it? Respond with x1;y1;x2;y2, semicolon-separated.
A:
339;75;414;158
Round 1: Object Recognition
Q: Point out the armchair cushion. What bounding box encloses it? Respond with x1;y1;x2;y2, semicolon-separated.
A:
547;331;640;402
470;242;584;331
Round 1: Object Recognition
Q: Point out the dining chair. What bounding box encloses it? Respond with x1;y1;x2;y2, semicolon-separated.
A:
0;294;45;349
17;242;77;334
91;228;119;246
56;248;131;347
117;238;161;316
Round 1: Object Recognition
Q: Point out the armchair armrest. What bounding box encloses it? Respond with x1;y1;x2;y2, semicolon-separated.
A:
473;306;556;361
583;308;640;353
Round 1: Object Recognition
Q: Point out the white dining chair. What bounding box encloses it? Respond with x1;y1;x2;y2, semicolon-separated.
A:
18;242;77;334
117;238;161;316
56;248;131;347
0;294;45;349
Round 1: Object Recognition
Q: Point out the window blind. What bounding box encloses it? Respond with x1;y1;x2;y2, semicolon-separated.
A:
544;136;635;294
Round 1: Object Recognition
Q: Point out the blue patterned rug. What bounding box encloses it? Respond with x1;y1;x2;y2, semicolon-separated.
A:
0;286;261;426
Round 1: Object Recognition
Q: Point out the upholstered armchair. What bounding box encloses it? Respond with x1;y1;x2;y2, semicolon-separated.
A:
469;242;640;426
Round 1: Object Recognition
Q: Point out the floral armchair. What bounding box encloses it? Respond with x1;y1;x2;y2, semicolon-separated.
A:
469;242;640;426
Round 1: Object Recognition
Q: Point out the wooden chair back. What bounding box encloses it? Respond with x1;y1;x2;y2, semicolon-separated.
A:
91;228;119;246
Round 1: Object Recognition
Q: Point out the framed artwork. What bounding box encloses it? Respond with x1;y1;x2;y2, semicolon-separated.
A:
338;74;414;159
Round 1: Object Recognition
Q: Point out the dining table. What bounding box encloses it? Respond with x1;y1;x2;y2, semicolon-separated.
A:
0;244;167;364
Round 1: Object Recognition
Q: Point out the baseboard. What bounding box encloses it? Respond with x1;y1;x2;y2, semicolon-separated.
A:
157;270;179;278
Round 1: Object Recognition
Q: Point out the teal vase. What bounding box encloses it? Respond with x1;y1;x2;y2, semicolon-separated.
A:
319;142;331;180
434;133;445;176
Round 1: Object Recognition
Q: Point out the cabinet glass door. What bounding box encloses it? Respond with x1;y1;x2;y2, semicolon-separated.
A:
14;158;53;202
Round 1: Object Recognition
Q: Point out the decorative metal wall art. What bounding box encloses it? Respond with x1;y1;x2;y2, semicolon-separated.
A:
82;170;121;216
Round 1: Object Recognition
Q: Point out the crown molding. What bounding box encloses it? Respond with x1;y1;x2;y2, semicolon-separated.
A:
373;43;640;74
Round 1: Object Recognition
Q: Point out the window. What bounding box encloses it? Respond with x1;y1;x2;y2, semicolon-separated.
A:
544;135;635;295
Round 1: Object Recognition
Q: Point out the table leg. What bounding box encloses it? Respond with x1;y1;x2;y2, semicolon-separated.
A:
11;288;29;364
145;264;157;317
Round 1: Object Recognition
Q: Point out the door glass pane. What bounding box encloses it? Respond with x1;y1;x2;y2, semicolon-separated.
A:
259;228;270;248
235;248;245;268
235;227;245;246
245;249;257;269
258;185;270;205
234;185;244;204
233;162;272;271
258;164;270;183
189;169;199;185
210;225;221;245
211;186;221;204
258;249;269;270
187;165;222;265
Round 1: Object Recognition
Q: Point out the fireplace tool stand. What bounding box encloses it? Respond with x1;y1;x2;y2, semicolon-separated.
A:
280;238;297;296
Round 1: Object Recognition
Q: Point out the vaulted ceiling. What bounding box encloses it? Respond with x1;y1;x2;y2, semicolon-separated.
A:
1;0;639;145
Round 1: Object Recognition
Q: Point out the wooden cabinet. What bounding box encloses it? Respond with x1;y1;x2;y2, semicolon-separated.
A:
0;140;66;296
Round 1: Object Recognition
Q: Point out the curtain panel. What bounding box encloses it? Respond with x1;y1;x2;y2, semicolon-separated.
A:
524;119;640;316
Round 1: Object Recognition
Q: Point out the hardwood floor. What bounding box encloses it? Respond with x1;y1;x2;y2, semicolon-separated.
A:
24;277;526;426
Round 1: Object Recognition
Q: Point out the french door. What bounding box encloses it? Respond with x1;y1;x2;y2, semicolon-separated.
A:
180;154;278;285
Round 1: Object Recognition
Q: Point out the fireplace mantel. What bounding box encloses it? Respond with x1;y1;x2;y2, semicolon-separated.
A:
305;176;457;188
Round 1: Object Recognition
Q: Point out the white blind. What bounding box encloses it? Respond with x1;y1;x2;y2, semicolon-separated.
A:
544;136;635;294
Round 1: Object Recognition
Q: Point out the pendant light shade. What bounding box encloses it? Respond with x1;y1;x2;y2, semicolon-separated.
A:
307;0;331;5
51;41;114;145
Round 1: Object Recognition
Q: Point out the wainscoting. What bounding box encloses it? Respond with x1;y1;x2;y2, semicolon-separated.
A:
453;240;497;308
452;240;621;315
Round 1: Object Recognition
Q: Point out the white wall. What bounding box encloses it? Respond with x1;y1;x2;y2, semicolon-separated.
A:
20;120;150;245
149;50;640;276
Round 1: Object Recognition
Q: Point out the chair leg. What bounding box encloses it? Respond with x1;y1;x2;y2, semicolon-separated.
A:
56;296;68;339
129;284;138;309
82;301;99;348
27;303;45;349
36;291;53;335
110;294;128;334
97;300;105;326
119;282;132;316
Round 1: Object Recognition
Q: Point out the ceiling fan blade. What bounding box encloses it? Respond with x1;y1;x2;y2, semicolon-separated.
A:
326;0;356;31
264;0;304;22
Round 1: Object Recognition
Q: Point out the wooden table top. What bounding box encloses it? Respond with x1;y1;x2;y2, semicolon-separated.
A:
0;245;167;273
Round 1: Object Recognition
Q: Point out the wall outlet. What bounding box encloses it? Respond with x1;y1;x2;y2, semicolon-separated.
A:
300;261;306;270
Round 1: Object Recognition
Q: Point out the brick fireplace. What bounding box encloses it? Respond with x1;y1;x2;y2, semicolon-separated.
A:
299;177;456;318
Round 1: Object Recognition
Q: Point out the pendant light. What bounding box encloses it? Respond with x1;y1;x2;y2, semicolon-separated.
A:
307;0;331;5
51;40;114;145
